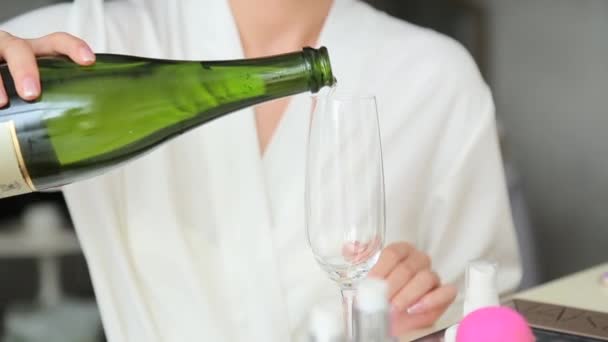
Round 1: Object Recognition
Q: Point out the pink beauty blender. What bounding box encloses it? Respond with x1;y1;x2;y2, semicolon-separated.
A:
456;306;535;342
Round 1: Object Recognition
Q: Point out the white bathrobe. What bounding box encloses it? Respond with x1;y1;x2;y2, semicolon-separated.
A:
1;0;522;341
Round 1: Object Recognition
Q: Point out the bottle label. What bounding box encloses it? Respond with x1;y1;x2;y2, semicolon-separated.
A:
0;121;34;199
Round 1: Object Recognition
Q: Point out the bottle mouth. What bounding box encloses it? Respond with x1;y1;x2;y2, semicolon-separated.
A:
303;46;337;93
317;46;337;87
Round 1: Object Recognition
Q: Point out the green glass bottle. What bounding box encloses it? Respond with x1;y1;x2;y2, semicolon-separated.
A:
0;47;335;199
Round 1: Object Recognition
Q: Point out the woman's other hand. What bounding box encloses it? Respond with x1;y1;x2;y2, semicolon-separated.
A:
368;242;457;336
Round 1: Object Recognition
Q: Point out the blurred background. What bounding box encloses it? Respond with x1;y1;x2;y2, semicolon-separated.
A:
1;0;607;341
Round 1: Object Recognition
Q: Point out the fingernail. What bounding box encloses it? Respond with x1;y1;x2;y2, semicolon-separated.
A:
79;46;95;63
22;77;39;99
407;301;426;315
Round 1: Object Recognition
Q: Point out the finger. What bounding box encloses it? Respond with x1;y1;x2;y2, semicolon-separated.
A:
28;32;95;65
0;32;7;106
391;270;440;312
367;242;414;278
406;284;457;315
0;76;7;107
390;308;444;336
384;251;431;299
0;34;40;100
0;31;10;62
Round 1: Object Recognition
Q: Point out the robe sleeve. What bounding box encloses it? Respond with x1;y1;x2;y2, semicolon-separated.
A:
415;60;523;297
370;23;524;298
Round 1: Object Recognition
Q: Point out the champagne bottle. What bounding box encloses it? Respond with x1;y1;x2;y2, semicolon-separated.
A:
0;47;335;199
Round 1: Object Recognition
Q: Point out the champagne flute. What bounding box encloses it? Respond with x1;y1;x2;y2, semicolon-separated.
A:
305;92;386;341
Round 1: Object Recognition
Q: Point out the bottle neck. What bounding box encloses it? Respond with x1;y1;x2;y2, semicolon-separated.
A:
186;46;335;123
199;46;335;100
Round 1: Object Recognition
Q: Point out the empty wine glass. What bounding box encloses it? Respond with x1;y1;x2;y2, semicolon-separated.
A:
305;92;386;341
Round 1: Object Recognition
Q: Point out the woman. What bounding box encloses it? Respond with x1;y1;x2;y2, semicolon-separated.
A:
0;0;522;340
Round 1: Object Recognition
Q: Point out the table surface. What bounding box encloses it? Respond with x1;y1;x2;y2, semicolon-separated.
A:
399;262;608;341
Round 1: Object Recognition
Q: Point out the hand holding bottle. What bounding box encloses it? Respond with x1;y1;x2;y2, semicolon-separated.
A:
0;30;95;105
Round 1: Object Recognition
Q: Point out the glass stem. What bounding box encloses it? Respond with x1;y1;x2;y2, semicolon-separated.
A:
341;288;356;341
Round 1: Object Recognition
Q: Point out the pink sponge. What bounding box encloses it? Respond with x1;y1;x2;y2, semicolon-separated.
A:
456;306;535;342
